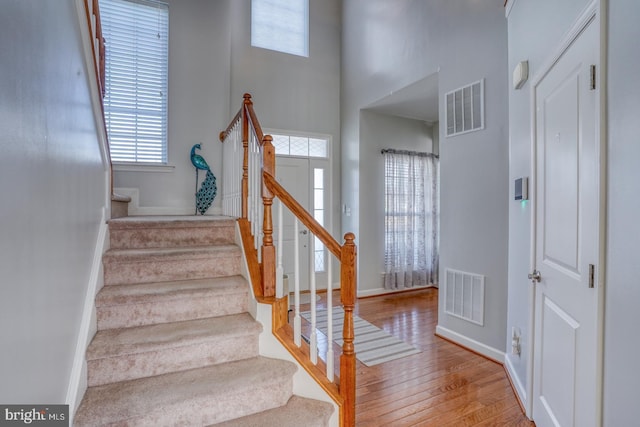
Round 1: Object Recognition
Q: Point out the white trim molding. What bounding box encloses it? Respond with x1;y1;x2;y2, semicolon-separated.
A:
357;284;436;298
435;325;505;364
505;354;528;412
65;211;109;421
113;163;175;173
114;187;222;216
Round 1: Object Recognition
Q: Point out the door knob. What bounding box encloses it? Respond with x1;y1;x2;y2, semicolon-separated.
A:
528;270;542;282
299;229;308;235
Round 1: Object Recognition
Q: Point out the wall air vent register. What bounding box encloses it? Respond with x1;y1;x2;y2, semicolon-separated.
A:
445;79;484;137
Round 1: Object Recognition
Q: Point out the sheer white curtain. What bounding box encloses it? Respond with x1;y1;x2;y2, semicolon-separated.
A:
383;150;439;289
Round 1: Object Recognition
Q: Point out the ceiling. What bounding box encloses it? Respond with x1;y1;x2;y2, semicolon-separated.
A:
364;72;439;124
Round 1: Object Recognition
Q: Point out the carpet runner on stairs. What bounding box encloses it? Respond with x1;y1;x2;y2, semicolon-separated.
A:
74;216;333;426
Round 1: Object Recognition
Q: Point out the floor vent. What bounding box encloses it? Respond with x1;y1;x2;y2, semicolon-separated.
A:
444;268;485;326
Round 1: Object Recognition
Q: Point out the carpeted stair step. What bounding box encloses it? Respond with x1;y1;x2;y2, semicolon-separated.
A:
103;244;241;286
96;276;249;329
109;216;235;249
87;313;262;386
74;356;298;427
209;395;334;427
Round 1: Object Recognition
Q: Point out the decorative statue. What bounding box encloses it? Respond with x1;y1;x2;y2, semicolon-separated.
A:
190;143;217;215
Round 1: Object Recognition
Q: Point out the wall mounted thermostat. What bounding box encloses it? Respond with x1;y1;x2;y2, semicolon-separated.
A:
515;177;528;201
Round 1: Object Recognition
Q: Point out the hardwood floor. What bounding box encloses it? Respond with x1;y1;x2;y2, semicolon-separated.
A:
308;287;534;426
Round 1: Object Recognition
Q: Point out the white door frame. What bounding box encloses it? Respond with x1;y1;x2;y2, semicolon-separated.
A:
526;0;607;422
267;128;335;290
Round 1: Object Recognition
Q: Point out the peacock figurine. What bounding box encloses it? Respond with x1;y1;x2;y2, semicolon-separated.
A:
190;143;217;215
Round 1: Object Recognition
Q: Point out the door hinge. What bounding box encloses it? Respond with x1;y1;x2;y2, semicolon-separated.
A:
589;264;595;288
590;65;596;90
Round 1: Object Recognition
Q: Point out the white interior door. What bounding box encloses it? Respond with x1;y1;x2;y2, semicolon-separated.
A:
532;16;600;427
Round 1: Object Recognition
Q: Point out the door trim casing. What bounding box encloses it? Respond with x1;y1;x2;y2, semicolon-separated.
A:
526;1;606;424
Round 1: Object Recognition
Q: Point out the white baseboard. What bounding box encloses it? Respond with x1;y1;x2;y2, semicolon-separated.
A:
66;212;109;420
505;354;528;412
357;284;436;298
435;325;505;364
114;187;222;216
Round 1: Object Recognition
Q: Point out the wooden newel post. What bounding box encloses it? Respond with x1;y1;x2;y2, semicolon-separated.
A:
261;135;276;297
340;232;357;427
241;93;251;220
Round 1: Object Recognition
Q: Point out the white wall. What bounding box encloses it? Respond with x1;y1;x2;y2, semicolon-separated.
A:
358;111;435;296
342;0;509;354
229;0;342;242
114;0;342;234
603;0;640;424
505;0;592;406
0;0;107;403
113;0;231;215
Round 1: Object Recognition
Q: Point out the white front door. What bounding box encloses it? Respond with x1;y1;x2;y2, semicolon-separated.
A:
532;15;600;427
275;157;330;292
276;157;311;291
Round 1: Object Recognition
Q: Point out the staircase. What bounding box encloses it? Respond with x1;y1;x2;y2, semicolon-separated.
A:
74;216;334;426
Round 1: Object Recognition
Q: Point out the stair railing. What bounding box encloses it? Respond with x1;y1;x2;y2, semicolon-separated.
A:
82;0;114;197
220;94;356;427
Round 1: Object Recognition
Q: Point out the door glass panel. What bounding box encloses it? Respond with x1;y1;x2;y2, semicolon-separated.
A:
313;167;325;272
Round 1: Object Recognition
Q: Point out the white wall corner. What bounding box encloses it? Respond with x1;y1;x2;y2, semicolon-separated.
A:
65;212;109;421
435;325;506;364
505;354;528;414
505;0;517;18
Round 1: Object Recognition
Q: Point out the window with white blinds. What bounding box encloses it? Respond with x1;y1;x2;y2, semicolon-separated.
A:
251;0;309;57
100;0;169;163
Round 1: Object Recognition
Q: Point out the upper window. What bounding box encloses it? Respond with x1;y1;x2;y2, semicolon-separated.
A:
270;133;328;158
100;0;169;163
251;0;309;57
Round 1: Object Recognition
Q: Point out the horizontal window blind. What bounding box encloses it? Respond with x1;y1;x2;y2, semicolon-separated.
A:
100;0;169;163
251;0;308;57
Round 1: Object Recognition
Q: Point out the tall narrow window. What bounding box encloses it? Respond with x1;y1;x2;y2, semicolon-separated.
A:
383;150;439;289
100;0;169;163
313;167;325;272
251;0;309;57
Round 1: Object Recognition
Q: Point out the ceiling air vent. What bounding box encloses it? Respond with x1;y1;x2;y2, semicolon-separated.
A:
445;79;484;137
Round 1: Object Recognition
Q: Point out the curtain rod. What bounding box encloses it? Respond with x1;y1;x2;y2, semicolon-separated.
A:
381;148;439;159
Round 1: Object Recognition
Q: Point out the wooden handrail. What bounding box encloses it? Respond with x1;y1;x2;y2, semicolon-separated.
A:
263;172;341;258
219;109;242;142
83;0;113;195
220;94;357;426
244;93;266;144
84;0;106;100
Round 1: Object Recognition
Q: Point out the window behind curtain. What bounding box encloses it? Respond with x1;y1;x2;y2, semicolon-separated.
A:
384;150;439;289
100;0;169;163
251;0;309;57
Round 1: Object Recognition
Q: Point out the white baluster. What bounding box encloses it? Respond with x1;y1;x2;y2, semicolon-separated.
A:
310;237;318;365
326;255;334;382
276;200;284;299
293;219;301;347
